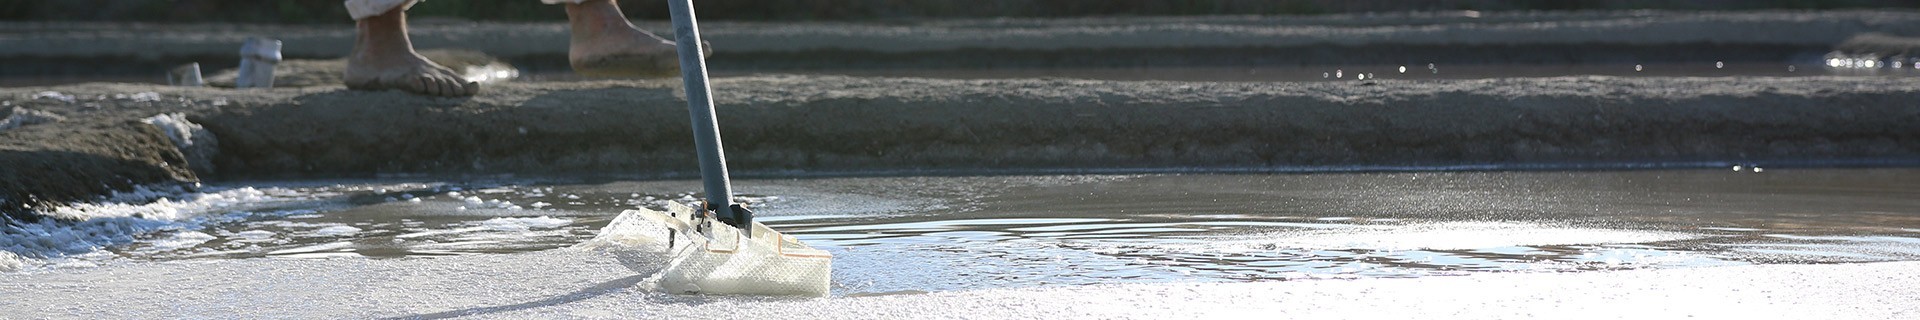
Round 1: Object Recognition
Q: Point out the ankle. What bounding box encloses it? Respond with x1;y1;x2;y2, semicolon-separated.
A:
566;0;634;35
354;10;417;58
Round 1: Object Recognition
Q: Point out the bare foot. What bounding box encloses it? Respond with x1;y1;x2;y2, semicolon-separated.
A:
344;7;478;97
566;0;710;78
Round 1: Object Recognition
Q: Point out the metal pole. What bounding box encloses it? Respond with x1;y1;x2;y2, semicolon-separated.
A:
667;0;749;233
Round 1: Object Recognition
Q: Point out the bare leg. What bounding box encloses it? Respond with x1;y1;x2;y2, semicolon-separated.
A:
566;0;708;78
344;7;479;96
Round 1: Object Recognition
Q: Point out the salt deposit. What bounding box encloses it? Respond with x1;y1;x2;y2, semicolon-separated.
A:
139;112;219;173
0;247;1912;319
578;202;832;296
30;91;74;103
0;107;65;132
140;231;216;252
227;230;276;240
0;250;23;272
125;92;162;103
141;113;201;149
477;216;572;232
310;226;362;237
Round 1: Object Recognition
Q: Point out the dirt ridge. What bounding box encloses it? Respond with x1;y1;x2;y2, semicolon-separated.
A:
5;75;1919;219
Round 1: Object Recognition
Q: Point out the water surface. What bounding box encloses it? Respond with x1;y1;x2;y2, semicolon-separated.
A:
55;169;1920;294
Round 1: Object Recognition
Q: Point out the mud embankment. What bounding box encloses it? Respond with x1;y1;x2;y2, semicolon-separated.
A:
7;10;1920;79
1;108;195;221
195;76;1920;178
5;75;1920;219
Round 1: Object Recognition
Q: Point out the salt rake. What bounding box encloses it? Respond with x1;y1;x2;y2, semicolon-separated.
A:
587;0;835;296
669;0;748;231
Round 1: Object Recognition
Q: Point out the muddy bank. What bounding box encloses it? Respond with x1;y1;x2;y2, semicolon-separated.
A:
4;75;1920;218
13;0;1919;23
11;11;1920;56
0;109;196;222
194;76;1920;177
0;86;304;221
5;10;1920;78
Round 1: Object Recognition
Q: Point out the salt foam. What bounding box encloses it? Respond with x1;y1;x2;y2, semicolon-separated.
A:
140;231;217;252
228;230;277;240
477;216;572;232
0;251;24;272
3;186;321;261
310;226;363;237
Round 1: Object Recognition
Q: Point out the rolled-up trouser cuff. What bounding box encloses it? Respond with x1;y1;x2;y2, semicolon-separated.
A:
348;0;593;21
345;0;419;20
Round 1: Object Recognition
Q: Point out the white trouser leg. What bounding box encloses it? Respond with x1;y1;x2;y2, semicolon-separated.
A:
346;0;589;21
344;0;421;20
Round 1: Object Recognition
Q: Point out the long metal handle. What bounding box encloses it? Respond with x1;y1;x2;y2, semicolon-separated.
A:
667;0;749;233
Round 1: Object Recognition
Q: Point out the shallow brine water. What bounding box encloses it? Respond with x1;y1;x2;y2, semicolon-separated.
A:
17;169;1920;295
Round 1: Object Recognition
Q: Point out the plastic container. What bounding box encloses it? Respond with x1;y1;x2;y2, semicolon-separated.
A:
235;38;282;88
167;63;203;87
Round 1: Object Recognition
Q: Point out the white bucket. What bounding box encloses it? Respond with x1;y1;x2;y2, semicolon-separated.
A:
235;38;282;89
